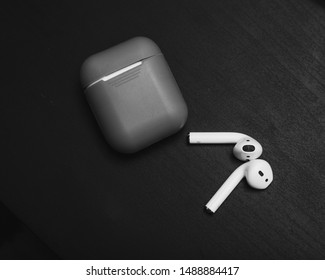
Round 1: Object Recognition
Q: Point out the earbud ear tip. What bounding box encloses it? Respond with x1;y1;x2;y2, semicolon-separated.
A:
233;137;263;161
246;159;273;189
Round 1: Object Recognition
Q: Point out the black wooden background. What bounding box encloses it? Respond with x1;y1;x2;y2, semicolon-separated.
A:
1;0;325;259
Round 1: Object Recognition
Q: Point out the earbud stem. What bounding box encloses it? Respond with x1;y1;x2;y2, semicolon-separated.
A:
189;132;248;144
206;162;248;213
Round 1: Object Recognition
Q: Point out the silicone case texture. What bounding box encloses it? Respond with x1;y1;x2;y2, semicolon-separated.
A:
80;37;188;153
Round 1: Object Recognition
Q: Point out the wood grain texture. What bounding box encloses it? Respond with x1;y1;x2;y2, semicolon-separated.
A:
1;0;324;259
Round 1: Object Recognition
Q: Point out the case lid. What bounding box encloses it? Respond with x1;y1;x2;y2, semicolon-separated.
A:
80;37;162;89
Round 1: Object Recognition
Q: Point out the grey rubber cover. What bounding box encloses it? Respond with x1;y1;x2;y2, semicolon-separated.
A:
80;37;162;89
81;37;188;153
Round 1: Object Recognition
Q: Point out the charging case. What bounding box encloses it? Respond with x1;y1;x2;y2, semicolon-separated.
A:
80;37;188;153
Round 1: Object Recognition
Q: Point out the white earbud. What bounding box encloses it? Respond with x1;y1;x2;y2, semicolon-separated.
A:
189;132;263;161
206;159;273;213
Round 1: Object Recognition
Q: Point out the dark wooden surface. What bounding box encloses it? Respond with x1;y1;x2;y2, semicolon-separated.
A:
1;0;325;259
0;202;58;259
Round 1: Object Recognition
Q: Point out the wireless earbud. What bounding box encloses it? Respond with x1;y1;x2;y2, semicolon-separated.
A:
189;132;263;161
206;159;273;213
